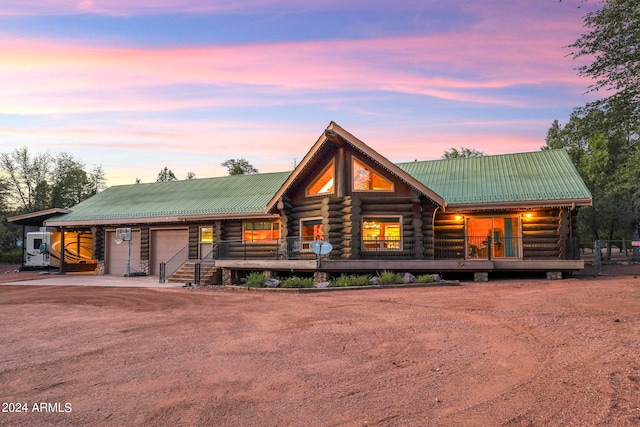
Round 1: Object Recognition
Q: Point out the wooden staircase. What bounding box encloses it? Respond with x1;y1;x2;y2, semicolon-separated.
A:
166;260;219;285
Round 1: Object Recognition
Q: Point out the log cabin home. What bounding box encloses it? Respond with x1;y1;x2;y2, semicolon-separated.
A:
25;122;591;283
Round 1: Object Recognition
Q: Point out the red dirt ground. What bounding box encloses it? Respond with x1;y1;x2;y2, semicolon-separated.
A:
1;268;640;426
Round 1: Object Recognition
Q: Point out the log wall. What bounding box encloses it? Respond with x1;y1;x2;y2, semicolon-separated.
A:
275;193;433;260
522;209;563;259
522;208;578;259
420;203;436;259
433;213;465;259
93;226;104;261
188;225;199;259
140;227;149;261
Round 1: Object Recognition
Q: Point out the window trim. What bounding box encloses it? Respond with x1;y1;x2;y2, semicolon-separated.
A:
306;159;336;197
352;158;394;193
361;215;402;251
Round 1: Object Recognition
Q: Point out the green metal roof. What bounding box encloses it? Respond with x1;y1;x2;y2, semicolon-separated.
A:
47;171;290;224
46;149;591;226
396;149;592;206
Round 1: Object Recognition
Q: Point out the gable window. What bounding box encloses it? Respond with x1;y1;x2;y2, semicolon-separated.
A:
307;159;335;196
300;218;323;250
353;158;393;192
362;216;401;250
243;220;280;243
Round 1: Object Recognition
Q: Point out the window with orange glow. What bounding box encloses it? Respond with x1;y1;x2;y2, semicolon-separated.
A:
300;218;324;250
353;158;393;191
243;221;280;242
362;217;401;250
199;227;214;243
307;160;335;196
465;216;520;259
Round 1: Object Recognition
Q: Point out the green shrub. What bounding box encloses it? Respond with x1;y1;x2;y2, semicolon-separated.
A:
245;271;267;287
330;274;372;287
330;274;352;287
350;274;372;286
281;276;314;288
0;249;22;264
415;274;435;283
378;270;403;285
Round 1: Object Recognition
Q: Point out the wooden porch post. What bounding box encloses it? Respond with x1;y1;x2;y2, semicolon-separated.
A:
59;227;66;274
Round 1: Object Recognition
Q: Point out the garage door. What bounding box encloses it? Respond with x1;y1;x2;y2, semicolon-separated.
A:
105;230;141;276
150;229;189;276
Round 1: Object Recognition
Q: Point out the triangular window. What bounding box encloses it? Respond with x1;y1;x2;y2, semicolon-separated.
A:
353;158;393;191
307;159;335;196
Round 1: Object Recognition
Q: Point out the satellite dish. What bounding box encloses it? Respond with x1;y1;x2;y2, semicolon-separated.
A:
310;240;333;255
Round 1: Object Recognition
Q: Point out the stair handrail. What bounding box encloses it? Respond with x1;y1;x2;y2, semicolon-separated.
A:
159;244;190;283
195;243;218;285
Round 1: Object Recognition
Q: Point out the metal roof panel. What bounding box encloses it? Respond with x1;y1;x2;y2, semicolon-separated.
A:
396;149;591;205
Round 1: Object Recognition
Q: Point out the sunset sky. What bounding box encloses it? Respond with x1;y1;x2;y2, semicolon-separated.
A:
0;0;599;187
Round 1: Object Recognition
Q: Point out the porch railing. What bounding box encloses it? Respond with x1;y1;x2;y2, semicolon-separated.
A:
192;235;580;262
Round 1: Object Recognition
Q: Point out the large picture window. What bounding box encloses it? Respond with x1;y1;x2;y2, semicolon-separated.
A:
353;158;393;192
243;221;280;243
466;216;521;259
362;216;401;250
307;159;335;196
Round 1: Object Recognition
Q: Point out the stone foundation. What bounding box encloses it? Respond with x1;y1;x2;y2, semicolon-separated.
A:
140;260;149;275
314;271;329;283
546;271;563;280
474;272;489;282
96;260;105;275
222;268;233;286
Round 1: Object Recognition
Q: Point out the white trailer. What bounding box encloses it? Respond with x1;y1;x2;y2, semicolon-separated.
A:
24;228;96;269
24;230;52;267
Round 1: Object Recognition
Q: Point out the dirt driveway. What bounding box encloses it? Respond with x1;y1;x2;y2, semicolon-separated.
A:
1;274;640;426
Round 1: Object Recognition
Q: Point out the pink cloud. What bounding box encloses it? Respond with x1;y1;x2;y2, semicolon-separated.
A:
0;0;597;18
0;0;379;17
0;0;290;17
0;26;592;117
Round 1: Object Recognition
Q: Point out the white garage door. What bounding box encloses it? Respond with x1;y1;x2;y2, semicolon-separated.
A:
150;229;189;276
105;230;141;276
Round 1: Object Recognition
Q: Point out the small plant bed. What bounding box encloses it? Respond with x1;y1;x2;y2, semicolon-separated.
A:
231;270;459;292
